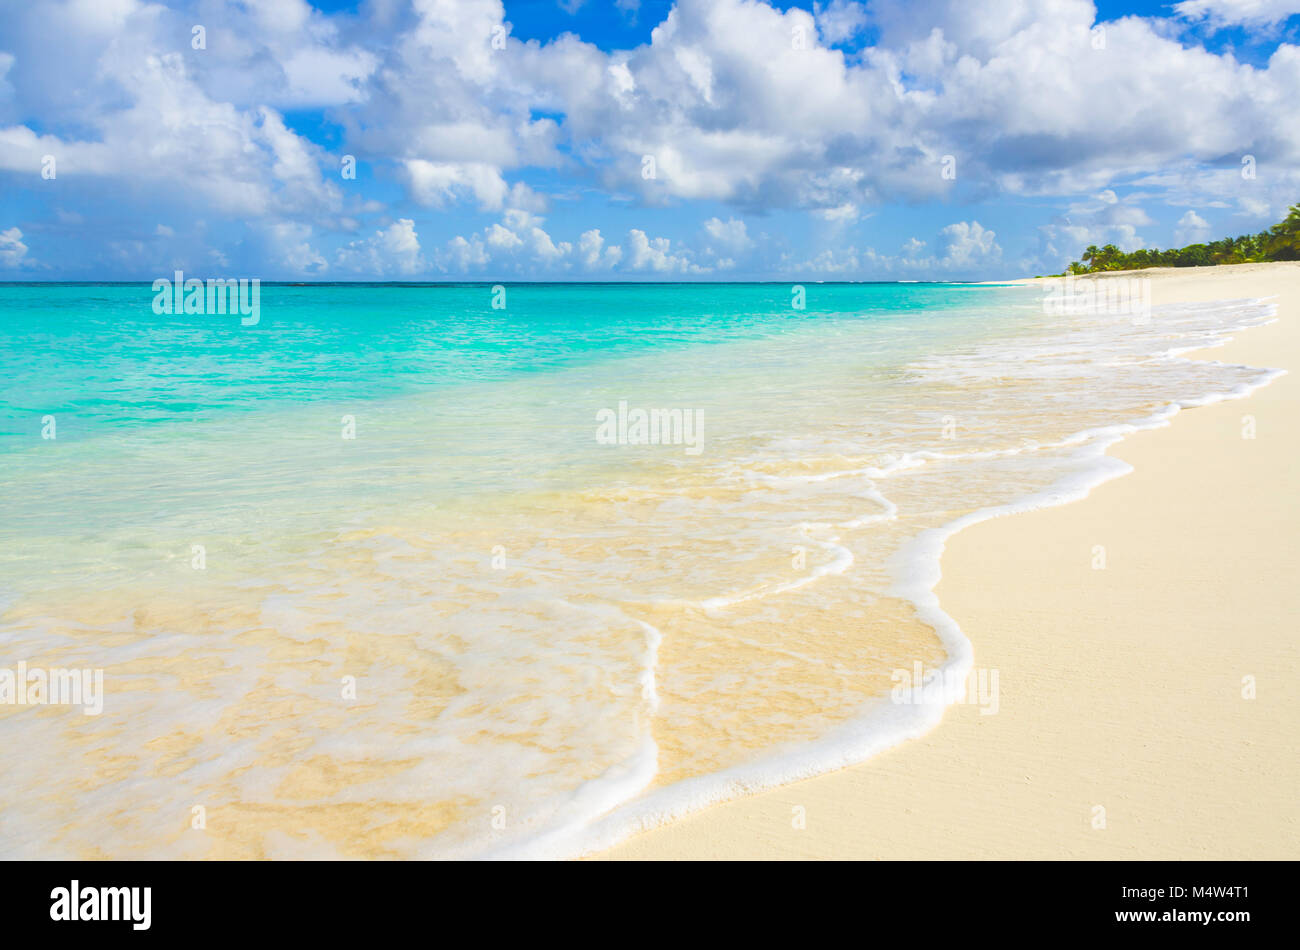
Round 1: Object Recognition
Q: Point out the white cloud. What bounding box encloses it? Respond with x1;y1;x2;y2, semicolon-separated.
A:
577;229;623;270
0;51;341;220
784;218;1003;278
794;219;1001;277
432;217;697;275
485;222;524;251
938;220;1002;267
815;0;870;45
813;203;860;223
626;229;703;273
269;222;328;276
507;209;572;262
336;219;424;276
0;227;29;267
1031;191;1159;270
800;245;866;273
404;161;510;211
3;0;1300;278
181;0;377;109
1174;0;1300;29
340;0;562;212
1174;209;1213;244
702;217;752;254
443;235;490;271
438;210;578;273
492;0;1300;220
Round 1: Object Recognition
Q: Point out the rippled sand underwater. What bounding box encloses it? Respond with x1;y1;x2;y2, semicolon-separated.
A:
0;284;1278;858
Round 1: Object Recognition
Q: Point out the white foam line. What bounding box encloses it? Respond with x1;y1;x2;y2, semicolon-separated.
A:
838;486;898;528
634;618;663;715
473;736;661;861
439;605;666;862
699;533;854;609
697;482;904;609
494;297;1287;861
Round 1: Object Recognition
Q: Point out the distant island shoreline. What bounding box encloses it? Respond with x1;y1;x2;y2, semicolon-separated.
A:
1050;203;1299;276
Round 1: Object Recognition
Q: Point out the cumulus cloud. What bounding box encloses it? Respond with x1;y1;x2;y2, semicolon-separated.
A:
521;0;1300;222
1174;0;1300;29
813;203;861;223
0;0;360;225
493;0;1299;217
702;217;752;254
443;234;490;272
268;222;328;276
1174;209;1213;244
577;229;623;270
340;0;561;210
0;54;341;220
816;0;870;45
0;226;29;267
792;219;1002;278
404;161;512;211
437;209;577;273
336;219;424;276
2;0;1299;277
938;221;1002;268
1032;190;1160;269
627;229;704;273
434;217;701;276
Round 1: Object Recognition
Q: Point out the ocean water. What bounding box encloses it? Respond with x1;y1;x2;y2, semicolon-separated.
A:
0;281;1280;858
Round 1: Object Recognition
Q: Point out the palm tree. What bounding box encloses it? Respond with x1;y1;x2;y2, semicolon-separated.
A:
1265;204;1300;261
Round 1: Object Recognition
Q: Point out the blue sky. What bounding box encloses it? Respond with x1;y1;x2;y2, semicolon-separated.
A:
1;0;1299;280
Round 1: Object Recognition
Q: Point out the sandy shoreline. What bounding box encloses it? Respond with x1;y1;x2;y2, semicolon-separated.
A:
600;261;1300;860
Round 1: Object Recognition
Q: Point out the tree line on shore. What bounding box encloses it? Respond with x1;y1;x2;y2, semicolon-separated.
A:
1065;203;1300;274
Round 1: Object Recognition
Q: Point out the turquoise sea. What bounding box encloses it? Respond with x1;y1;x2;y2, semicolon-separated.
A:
0;281;1278;857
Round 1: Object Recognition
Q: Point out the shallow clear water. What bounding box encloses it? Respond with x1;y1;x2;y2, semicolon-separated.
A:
0;282;1277;857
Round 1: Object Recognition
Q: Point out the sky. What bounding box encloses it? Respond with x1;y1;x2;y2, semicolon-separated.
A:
1;0;1299;281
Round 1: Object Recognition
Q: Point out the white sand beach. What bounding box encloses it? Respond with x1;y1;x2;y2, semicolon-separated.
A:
601;262;1300;860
